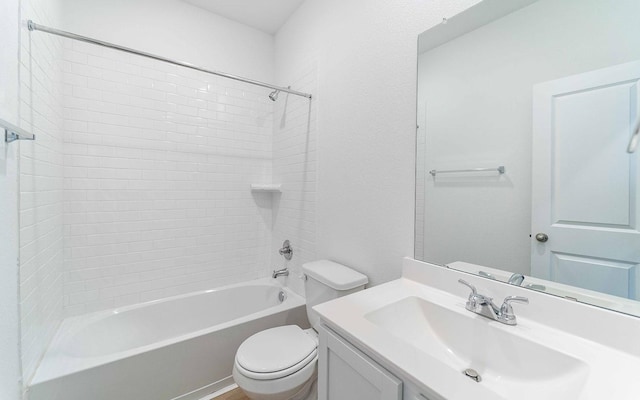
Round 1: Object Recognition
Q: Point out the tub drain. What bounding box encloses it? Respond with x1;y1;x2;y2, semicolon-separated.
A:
278;290;287;303
463;368;481;382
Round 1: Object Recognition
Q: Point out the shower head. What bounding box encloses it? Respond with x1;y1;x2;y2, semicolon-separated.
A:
268;90;280;102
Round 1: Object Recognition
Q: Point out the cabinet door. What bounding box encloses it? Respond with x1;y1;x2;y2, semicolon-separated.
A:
403;383;439;400
318;325;402;400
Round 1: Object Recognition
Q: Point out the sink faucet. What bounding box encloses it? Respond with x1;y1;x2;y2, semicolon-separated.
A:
458;279;528;325
272;267;289;279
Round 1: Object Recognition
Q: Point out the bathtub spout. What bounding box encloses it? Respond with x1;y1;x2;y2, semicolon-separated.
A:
272;268;289;279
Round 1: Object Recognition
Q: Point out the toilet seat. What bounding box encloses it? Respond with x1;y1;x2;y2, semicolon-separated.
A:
235;350;317;380
235;325;318;381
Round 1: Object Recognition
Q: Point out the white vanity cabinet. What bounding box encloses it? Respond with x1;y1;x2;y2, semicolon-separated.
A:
319;324;439;400
318;324;402;400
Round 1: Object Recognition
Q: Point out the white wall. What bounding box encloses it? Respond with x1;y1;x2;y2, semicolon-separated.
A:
275;0;481;286
418;0;640;275
0;0;23;397
58;0;274;83
19;0;66;385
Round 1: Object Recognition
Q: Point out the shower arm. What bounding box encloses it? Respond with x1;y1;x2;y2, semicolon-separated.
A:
27;20;312;100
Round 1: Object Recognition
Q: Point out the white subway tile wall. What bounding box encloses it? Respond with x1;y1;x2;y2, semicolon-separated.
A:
19;0;65;383
61;40;277;315
271;59;318;296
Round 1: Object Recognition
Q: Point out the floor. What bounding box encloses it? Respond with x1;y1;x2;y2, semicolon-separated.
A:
211;387;250;400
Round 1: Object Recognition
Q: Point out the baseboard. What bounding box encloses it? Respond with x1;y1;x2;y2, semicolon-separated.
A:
201;383;239;400
171;376;235;400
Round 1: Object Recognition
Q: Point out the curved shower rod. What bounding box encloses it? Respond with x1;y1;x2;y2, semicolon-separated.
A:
27;20;312;100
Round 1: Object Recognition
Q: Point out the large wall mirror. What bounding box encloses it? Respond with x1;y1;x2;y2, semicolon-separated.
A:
415;0;640;317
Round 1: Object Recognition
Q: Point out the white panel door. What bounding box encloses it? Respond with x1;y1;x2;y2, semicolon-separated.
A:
532;61;640;300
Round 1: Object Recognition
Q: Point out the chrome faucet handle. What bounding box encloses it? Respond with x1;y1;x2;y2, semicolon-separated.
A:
502;295;529;306
458;279;479;308
478;270;496;280
458;279;477;297
499;296;529;324
507;273;525;286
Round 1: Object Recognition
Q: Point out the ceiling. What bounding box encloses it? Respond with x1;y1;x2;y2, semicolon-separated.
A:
183;0;305;35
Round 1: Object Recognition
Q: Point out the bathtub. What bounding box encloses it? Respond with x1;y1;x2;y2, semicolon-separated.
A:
28;279;308;400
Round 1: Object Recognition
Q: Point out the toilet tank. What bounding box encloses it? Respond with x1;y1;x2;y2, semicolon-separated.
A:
302;260;368;330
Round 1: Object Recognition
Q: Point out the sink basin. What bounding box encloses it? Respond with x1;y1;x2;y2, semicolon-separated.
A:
365;296;589;399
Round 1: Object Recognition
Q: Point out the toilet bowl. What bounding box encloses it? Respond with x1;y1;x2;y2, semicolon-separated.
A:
232;326;318;400
232;260;368;400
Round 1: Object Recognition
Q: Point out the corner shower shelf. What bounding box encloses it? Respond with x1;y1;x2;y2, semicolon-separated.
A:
250;184;282;192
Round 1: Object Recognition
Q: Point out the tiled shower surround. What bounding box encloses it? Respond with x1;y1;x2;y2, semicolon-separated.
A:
59;39;312;316
271;57;318;296
19;0;65;381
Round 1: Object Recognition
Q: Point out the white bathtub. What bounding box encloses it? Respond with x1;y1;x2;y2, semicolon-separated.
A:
28;279;308;400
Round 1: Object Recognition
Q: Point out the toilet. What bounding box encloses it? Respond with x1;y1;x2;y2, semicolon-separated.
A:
232;260;368;400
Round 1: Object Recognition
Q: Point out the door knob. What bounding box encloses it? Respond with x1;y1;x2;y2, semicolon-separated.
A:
535;233;549;242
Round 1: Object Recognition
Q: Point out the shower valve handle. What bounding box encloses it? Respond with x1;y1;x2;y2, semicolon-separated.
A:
279;240;293;260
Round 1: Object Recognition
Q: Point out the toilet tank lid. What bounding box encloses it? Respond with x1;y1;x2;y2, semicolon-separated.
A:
302;260;368;290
